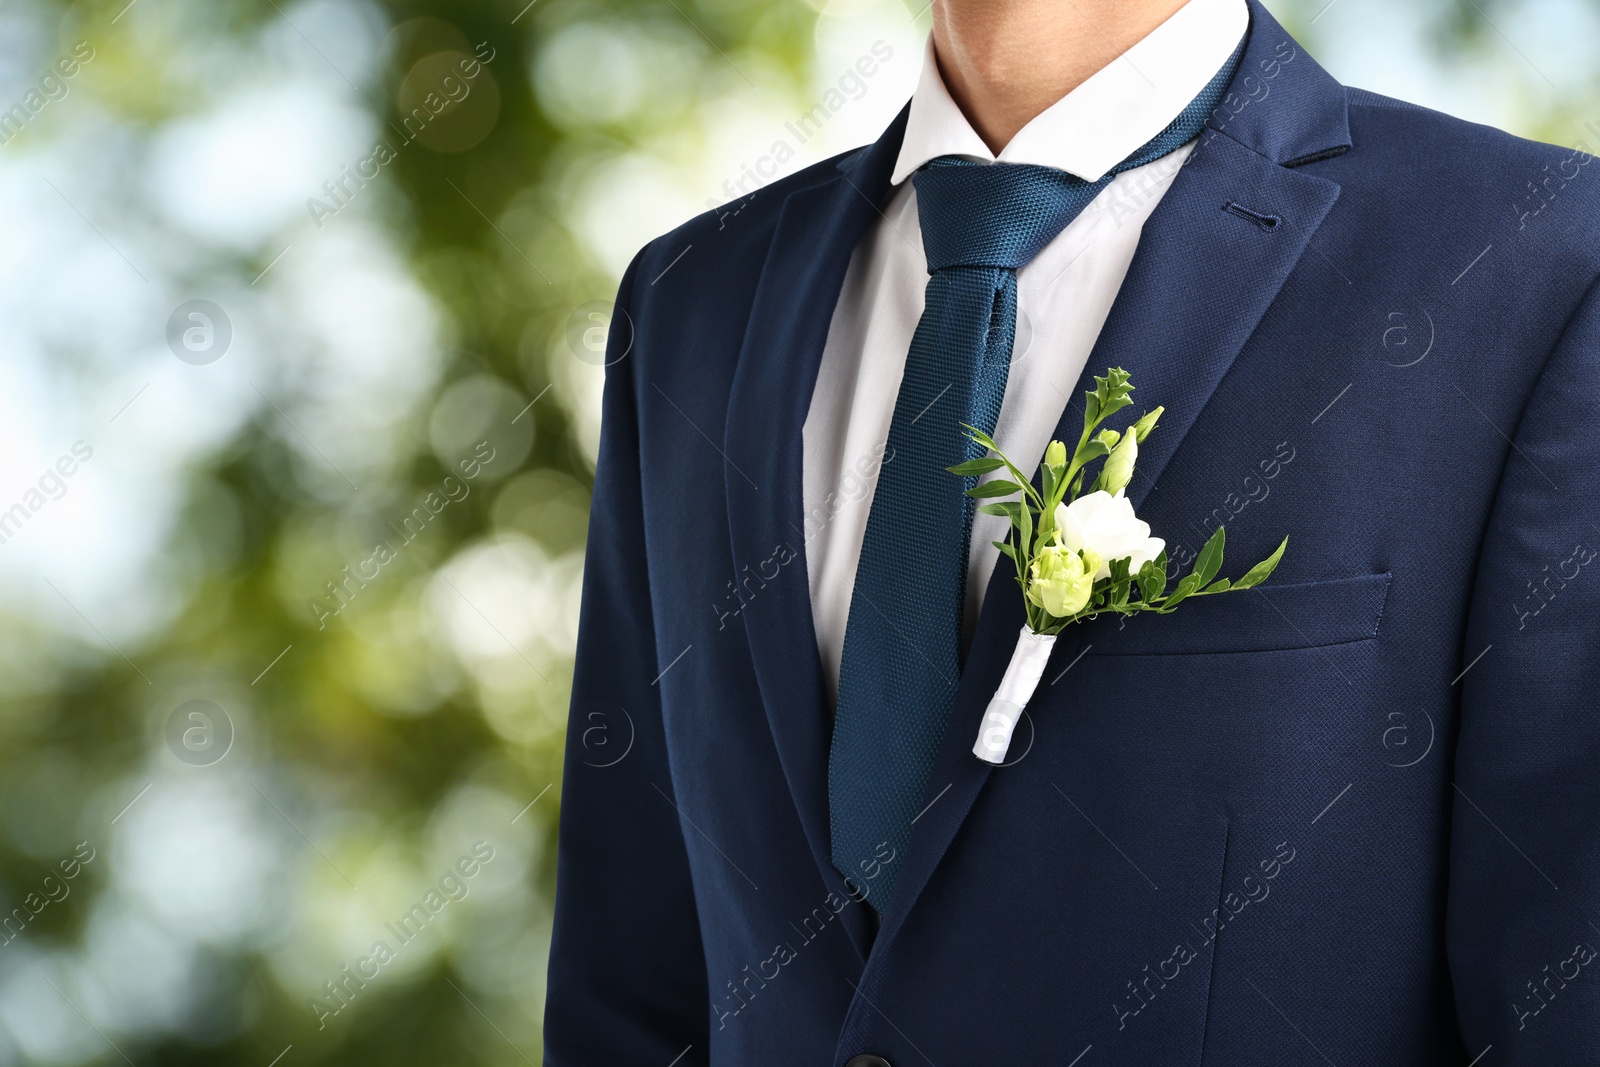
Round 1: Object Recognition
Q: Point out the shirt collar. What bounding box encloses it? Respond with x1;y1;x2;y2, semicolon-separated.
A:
890;0;1248;185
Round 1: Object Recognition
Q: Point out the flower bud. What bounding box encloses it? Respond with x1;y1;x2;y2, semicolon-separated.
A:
1098;428;1139;494
1044;440;1067;471
1027;545;1096;618
1131;406;1164;443
1079;547;1101;582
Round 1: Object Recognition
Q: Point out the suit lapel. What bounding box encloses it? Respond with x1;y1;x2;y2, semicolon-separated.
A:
1097;135;1344;516
865;0;1349;958
723;110;908;962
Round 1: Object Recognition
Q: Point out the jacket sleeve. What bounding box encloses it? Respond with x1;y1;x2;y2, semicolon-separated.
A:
543;251;709;1064
1448;275;1600;1055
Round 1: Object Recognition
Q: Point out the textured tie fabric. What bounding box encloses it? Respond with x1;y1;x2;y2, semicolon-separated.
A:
828;52;1242;907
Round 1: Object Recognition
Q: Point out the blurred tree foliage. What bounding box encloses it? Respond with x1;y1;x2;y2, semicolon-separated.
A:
0;0;819;1063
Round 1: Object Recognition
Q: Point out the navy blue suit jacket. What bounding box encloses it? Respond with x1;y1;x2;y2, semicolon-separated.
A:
545;4;1600;1062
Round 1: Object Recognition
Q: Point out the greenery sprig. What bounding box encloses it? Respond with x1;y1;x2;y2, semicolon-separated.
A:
948;367;1288;636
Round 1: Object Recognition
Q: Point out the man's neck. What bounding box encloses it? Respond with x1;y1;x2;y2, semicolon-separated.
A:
931;0;1190;153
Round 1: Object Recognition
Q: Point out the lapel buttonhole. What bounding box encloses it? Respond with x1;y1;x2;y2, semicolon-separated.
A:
1222;200;1282;230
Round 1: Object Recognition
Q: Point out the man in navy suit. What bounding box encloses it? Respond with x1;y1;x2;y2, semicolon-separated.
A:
544;0;1600;1061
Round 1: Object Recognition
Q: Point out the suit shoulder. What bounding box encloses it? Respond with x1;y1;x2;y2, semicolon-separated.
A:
1337;85;1600;272
614;143;877;390
1343;85;1598;180
630;146;867;282
1343;85;1587;166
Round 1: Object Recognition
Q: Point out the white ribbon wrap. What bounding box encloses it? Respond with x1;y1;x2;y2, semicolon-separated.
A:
972;627;1058;764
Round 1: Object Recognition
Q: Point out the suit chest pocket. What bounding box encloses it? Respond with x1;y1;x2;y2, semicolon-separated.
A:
1082;572;1391;658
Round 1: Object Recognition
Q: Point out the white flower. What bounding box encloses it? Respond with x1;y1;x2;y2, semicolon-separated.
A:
1053;490;1165;580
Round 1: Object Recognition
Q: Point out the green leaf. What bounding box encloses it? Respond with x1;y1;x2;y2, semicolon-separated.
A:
1137;553;1167;603
961;424;1002;456
946;456;1006;476
977;501;1022;520
992;540;1021;568
1194;526;1226;586
1101;557;1130;609
1204;578;1232;593
1161;572;1204;611
1019;491;1034;561
966;479;1024;499
1076;439;1111;463
1233;536;1289;590
960;425;1041;507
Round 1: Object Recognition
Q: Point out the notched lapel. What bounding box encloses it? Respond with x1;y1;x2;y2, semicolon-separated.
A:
722;111;908;961
1113;133;1342;515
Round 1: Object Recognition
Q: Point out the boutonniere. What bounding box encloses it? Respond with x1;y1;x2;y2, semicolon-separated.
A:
950;367;1288;763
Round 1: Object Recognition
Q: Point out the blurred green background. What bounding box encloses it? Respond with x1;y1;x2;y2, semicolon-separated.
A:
0;0;1592;1062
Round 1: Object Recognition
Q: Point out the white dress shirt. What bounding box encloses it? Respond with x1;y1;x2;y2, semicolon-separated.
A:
801;0;1248;696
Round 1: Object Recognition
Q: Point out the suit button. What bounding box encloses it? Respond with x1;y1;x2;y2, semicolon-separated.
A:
845;1057;893;1067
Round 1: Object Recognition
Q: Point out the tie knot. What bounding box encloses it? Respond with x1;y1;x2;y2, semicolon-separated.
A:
912;159;1095;273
